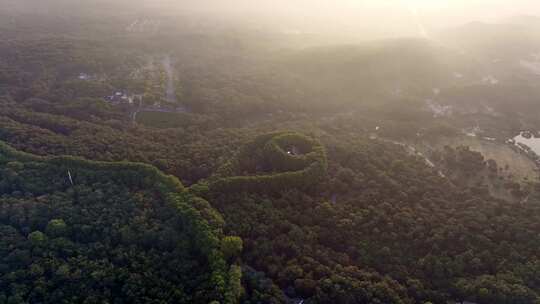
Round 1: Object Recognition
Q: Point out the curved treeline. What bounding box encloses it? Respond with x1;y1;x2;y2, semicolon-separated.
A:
0;142;242;304
212;131;540;304
0;105;247;186
202;132;328;195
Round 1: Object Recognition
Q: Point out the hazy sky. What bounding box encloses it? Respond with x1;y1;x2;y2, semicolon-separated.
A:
151;0;540;38
166;0;540;17
7;0;540;22
5;0;540;40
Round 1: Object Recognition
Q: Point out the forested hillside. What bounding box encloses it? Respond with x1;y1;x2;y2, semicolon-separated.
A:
2;1;540;304
211;129;540;303
0;142;242;304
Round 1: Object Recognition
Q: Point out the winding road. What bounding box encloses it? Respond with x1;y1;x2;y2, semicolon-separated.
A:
163;55;177;104
131;55;188;123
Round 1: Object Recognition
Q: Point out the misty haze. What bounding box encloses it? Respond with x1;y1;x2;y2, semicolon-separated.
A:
1;0;540;303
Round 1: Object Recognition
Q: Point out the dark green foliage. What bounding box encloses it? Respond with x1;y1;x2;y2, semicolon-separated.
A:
206;132;328;195
45;219;69;238
221;236;244;261
214;135;540;304
0;104;248;185
0;142;240;304
2;7;540;304
136;111;214;129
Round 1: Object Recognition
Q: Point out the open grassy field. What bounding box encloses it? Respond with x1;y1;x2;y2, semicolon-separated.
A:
136;111;203;128
433;136;539;182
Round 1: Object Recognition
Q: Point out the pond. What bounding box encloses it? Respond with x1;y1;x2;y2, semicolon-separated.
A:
513;132;540;156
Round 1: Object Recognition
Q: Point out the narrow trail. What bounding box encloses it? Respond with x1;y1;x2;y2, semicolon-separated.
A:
131;55;187;124
163;55;177;104
131;98;143;123
377;137;446;178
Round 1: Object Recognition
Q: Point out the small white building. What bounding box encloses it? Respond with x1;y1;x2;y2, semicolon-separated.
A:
78;73;91;80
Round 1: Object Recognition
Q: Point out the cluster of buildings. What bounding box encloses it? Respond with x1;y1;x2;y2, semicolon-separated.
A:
507;131;540;167
105;91;143;106
78;73;92;80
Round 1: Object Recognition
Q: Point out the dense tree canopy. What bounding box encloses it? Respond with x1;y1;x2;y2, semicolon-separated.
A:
1;5;540;304
0;142;241;304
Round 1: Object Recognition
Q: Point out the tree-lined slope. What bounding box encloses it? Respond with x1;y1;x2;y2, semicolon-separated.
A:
214;132;540;304
0;142;241;304
201;131;328;195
